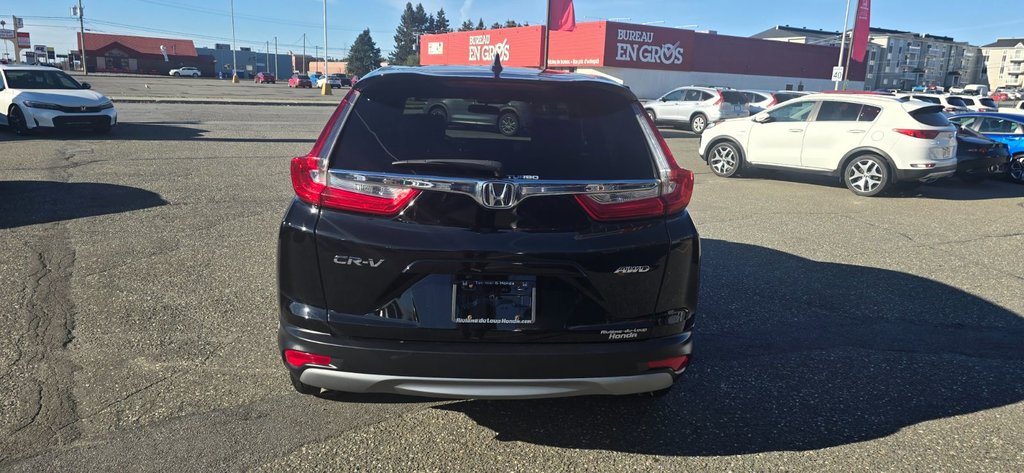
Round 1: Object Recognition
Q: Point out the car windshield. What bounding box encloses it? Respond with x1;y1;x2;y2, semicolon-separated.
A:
4;69;83;90
331;77;655;180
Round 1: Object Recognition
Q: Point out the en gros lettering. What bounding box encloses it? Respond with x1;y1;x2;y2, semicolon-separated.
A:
468;35;511;62
614;28;684;65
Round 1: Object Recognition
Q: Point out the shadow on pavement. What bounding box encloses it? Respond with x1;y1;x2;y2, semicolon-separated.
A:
0;181;168;229
438;239;1024;455
2;122;314;144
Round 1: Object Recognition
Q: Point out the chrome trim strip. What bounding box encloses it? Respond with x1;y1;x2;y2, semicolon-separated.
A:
320;89;360;166
300;368;674;399
327;170;659;209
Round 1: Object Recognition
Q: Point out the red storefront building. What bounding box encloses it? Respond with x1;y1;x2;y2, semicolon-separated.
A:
421;21;866;98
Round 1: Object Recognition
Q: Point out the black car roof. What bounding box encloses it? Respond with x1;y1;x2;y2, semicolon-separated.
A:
356;65;631;96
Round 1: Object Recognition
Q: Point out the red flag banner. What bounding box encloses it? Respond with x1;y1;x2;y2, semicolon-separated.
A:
549;0;576;32
851;0;871;62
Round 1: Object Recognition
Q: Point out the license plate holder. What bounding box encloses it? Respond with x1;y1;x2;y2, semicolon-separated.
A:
452;276;536;325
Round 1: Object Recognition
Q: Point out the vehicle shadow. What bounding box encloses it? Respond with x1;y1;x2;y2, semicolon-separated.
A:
437;239;1024;456
731;168;1024;199
2;123;314;143
657;128;699;140
0;181;168;229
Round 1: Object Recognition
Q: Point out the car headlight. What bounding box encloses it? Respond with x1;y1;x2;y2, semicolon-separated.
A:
97;100;114;110
22;100;62;110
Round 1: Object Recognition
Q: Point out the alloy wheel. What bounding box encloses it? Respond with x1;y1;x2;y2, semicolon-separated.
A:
498;113;519;136
1010;156;1024;183
847;158;884;193
691;115;706;133
710;145;737;175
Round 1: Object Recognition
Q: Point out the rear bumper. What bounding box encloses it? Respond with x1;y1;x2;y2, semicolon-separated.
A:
299;369;674;399
279;323;692;398
957;155;1010;174
894;164;957;182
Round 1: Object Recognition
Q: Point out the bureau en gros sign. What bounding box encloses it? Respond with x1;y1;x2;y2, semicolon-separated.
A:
468;34;510;62
614;28;684;65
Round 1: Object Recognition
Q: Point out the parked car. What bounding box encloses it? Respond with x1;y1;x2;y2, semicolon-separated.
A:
897;94;970;115
0;64;117;135
279;65;699;399
317;73;351;88
643;86;750;135
423;98;531;136
169;66;201;78
738;90;777;113
698;93;958;196
288;74;312;88
949;113;1024;184
953;95;999;112
991;92;1010;102
254;72;276;84
962;84;990;96
952;124;1010;181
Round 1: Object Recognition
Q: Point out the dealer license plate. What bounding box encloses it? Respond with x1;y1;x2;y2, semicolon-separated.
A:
452;276;536;325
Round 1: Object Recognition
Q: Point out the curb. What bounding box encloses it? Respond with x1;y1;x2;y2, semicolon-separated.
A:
110;97;340;107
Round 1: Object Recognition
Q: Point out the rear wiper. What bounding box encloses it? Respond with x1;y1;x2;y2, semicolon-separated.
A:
391;159;504;177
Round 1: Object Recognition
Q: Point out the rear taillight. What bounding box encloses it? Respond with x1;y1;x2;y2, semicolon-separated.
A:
713;91;724;106
576;109;694;222
284;349;332;368
291;89;420;216
647;355;690;372
767;94;778;107
894;128;941;139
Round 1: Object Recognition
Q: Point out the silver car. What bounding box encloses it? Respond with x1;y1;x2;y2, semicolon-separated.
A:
642;86;750;135
423;98;532;136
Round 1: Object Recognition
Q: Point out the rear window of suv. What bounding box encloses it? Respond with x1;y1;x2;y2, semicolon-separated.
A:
978;98;998;108
910;106;951;126
332;77;656;180
721;91;748;104
945;97;968;107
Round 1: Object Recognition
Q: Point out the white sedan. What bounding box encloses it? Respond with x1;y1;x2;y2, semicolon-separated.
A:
0;64;117;135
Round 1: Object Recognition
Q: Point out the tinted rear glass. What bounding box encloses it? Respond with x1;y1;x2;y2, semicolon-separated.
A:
912;95;940;104
910;106;951;126
979;98;997;108
721;91;748;104
816;101;862;121
959;97;976;105
332;78;655;180
774;93;803;103
945;97;968;107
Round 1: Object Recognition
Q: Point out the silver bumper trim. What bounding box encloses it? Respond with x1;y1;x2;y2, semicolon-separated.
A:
299;369;675;399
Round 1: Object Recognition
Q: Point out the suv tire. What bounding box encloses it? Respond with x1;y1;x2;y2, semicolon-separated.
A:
8;105;30;135
843;154;890;196
173;72;180;77
1009;155;1024;184
708;141;742;177
690;113;708;135
497;111;520;136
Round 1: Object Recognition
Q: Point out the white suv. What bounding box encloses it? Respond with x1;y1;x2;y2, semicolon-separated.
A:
643;86;749;135
898;93;970;115
169;67;201;78
951;95;998;112
698;93;958;196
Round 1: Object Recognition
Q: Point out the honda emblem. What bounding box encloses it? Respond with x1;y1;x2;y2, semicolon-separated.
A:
479;181;517;209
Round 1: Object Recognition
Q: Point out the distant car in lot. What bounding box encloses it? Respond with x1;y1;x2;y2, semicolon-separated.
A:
949;113;1024;184
423;98;531;136
738;90;777;114
952;125;1011;182
952;95;999;112
991;92;1010;102
317;73;351;88
170;66;201;78
255;72;276;84
288;74;312;88
698;93;958;196
898;94;970;115
279;66;699;399
0;64;117;135
643;86;750;135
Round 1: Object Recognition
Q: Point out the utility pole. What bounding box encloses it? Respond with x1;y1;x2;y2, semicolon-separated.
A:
314;45;318;71
321;0;331;95
302;34;306;73
77;1;87;73
274;36;278;78
265;40;269;75
834;0;852;90
11;16;21;65
229;0;238;83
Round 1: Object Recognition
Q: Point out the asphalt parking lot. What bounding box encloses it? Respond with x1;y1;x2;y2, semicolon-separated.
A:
2;102;1023;471
69;73;346;104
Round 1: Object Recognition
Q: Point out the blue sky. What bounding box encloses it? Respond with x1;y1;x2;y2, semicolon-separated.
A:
3;0;1021;60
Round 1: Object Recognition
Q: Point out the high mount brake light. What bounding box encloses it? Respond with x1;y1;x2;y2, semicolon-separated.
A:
290;89;421;216
576;108;694;222
894;128;942;139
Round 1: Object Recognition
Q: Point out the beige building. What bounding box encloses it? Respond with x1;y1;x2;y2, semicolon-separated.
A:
982;38;1024;88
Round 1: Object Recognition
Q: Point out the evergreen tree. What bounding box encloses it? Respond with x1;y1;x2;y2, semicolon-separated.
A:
458;20;474;32
490;22;502;29
435;8;452;33
476;19;485;30
347;29;383;77
425;14;436;33
413;4;430;31
504;20;521;28
390;3;418;65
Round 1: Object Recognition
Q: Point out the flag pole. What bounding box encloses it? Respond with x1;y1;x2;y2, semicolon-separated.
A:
835;0;852;90
543;0;551;70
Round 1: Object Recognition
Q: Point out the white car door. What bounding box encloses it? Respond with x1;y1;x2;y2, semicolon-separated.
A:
650;89;684;120
800;101;878;170
745;100;817;167
0;71;12;126
677;89;704;124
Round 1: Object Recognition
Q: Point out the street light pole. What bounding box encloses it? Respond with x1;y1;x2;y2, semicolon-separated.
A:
321;0;331;95
78;0;87;74
835;0;852;90
274;36;278;78
230;0;239;83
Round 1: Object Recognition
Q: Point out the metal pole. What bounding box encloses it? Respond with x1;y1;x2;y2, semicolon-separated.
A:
321;0;331;94
78;1;88;74
12;16;21;65
274;36;278;78
302;34;306;73
543;0;550;69
835;0;852;90
230;0;238;83
266;41;269;76
843;30;854;89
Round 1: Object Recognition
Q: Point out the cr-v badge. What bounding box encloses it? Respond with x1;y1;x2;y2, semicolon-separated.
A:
614;265;651;274
334;256;384;267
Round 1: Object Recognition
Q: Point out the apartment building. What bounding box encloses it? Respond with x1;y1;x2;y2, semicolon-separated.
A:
753;25;985;91
982;38;1024;88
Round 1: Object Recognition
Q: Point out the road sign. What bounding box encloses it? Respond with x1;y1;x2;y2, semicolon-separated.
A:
34;44;47;56
14;17;24;29
0;29;14;40
831;66;845;82
17;32;30;48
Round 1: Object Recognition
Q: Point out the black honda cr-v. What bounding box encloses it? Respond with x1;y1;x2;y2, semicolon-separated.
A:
278;65;700;399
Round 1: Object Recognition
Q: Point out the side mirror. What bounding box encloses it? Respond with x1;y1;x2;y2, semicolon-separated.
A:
81;82;91;89
753;112;772;123
660;97;669;102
